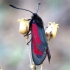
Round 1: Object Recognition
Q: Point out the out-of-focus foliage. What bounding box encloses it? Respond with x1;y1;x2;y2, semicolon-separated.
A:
0;0;70;70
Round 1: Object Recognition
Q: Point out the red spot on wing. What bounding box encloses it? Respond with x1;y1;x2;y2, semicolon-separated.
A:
32;23;43;55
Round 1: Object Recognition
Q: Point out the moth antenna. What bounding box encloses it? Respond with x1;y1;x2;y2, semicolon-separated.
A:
9;4;34;14
36;3;41;14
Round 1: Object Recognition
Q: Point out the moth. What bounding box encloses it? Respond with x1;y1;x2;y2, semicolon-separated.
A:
10;3;51;65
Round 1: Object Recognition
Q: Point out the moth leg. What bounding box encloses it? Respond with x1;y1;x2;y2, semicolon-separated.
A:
48;32;53;42
27;38;32;45
25;19;31;21
24;32;31;37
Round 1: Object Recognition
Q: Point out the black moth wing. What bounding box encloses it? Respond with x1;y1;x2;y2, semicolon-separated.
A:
29;14;50;65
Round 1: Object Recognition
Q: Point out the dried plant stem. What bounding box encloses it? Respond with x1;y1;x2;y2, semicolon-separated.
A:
25;36;36;70
25;36;32;65
40;63;43;70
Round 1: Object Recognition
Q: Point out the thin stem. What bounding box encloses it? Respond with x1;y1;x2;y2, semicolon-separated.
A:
25;36;32;66
40;63;43;70
25;35;36;70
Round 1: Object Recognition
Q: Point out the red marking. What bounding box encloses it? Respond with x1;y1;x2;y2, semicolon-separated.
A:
32;23;43;55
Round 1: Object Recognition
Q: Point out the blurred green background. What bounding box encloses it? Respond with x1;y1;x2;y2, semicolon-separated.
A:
0;0;70;70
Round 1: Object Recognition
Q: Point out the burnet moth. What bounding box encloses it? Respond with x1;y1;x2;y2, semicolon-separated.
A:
9;3;51;65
